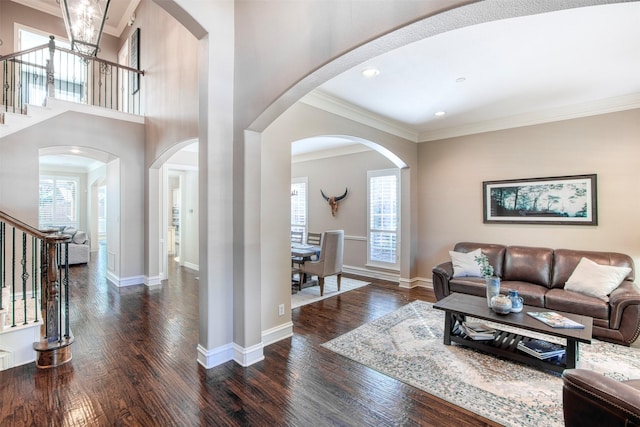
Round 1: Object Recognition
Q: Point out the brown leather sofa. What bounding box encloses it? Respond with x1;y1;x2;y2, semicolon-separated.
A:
432;242;640;345
562;369;640;426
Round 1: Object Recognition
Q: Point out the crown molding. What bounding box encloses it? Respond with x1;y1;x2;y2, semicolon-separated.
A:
300;90;420;142
292;143;371;163
301;90;640;145
418;93;640;142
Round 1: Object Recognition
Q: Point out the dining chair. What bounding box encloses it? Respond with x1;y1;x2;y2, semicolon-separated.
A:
291;230;304;244
291;230;305;267
300;230;344;296
307;232;321;246
307;232;322;260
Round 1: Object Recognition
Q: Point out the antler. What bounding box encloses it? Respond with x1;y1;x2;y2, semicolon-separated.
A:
334;188;348;201
320;189;330;201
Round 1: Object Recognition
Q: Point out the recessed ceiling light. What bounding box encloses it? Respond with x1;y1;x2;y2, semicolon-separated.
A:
435;111;446;116
361;67;380;78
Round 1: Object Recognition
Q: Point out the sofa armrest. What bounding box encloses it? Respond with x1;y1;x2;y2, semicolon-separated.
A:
609;282;640;330
432;262;453;301
563;369;640;427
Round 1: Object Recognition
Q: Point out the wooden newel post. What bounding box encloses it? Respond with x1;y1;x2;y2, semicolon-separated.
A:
46;36;56;99
44;239;59;342
33;233;73;368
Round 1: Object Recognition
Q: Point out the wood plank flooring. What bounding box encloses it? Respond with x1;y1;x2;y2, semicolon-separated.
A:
0;247;499;426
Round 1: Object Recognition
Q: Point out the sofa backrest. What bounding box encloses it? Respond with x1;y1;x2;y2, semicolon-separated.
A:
503;246;554;287
552;249;635;288
453;242;506;278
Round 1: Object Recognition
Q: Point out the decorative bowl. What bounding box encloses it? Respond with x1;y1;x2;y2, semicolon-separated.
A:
490;294;512;315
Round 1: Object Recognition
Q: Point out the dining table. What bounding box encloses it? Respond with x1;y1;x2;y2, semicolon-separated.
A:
291;243;321;290
290;243;320;260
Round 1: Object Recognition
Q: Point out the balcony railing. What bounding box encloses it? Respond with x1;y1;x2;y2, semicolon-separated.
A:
1;36;144;116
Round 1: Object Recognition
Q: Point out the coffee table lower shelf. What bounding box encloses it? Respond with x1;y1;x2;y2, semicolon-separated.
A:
447;326;572;374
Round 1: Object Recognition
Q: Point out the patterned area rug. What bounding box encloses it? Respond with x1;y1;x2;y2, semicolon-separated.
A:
321;300;640;427
291;276;370;309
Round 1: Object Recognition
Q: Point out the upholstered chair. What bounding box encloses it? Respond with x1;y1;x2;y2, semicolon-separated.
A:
300;230;344;296
562;369;640;426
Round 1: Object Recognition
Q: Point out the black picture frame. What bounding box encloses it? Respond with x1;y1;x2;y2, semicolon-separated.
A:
483;174;597;225
130;28;140;95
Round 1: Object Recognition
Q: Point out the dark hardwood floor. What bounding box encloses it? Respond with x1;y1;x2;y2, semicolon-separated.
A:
0;246;498;426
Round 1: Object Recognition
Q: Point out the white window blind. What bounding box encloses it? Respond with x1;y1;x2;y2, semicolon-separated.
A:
291;178;308;236
368;169;399;268
39;176;79;229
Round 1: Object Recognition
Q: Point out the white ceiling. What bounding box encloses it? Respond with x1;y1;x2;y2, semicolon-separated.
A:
295;1;640;155
14;1;640;160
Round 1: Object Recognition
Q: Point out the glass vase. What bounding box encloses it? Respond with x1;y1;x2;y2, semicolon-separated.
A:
485;277;501;307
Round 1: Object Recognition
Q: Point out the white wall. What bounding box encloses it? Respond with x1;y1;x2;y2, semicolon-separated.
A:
418;109;640;278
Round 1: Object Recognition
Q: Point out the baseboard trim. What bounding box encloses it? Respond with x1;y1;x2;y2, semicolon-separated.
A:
233;342;264;367
145;275;162;286
107;272;145;287
262;321;293;347
197;343;233;369
399;277;433;289
182;261;199;272
343;265;399;282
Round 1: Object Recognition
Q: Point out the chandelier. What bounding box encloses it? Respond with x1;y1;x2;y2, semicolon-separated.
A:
59;0;111;56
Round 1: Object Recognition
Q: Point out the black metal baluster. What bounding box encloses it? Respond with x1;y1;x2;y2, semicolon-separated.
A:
32;236;38;323
11;227;15;327
21;232;27;325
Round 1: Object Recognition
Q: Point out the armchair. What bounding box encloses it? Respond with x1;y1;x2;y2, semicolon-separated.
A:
300;230;344;296
562;369;640;427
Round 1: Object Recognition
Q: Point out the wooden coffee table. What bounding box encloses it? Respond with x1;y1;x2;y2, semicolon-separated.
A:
433;293;593;374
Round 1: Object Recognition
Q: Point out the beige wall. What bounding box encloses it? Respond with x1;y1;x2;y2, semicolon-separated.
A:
261;101;417;333
292;150;396;269
0;112;145;282
418;108;640;279
123;0;199;168
0;0;119;59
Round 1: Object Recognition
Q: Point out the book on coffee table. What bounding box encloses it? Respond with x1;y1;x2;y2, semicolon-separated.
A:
517;339;565;360
461;321;496;340
527;311;585;329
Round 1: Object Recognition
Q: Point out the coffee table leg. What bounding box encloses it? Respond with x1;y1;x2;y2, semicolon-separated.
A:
443;312;452;345
566;339;578;369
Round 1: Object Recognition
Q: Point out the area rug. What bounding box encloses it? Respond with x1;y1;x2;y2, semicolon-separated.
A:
291;276;370;309
321;300;640;427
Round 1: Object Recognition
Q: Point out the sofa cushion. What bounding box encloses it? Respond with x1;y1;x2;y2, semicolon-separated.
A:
449;277;487;298
504;246;553;287
545;288;609;321
552;249;635;288
449;248;483;278
500;281;546;307
564;257;631;302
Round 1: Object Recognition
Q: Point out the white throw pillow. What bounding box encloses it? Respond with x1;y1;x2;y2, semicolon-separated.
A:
72;231;87;245
449;248;483;278
565;257;631;302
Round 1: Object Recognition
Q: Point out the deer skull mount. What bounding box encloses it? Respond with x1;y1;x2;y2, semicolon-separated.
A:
321;188;348;217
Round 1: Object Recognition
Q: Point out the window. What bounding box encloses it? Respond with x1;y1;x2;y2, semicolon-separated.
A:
291;178;308;237
367;169;400;269
39;176;79;229
18;28;86;106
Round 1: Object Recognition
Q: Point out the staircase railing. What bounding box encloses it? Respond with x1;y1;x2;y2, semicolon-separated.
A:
0;36;144;116
0;210;74;368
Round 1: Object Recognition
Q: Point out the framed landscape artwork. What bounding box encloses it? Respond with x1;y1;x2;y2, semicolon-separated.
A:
483;174;597;225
